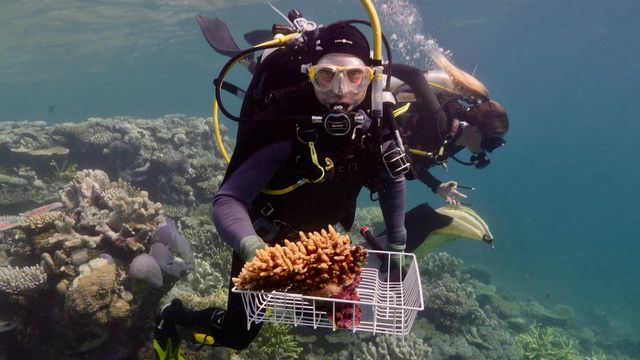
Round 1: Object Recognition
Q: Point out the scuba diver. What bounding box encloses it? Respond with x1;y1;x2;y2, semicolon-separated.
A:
153;13;408;358
192;14;508;257
389;53;509;206
372;56;509;254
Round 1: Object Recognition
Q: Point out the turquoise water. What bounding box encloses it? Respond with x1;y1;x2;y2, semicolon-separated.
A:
2;0;639;351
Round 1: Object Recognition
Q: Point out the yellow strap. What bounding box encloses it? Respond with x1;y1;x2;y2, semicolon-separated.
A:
261;154;334;196
409;148;428;157
392;102;411;117
307;141;325;183
194;333;215;346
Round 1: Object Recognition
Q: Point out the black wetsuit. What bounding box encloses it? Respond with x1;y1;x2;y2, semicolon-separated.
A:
200;95;407;349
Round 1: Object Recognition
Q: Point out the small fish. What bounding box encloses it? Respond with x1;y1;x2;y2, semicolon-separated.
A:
545;293;550;300
48;105;55;113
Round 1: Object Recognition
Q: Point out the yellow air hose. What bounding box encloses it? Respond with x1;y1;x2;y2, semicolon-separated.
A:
211;2;384;194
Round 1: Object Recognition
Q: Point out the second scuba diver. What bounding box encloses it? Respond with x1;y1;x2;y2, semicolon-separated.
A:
380;53;509;253
154;19;408;358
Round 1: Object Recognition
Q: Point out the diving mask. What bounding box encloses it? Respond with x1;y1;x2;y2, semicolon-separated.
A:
308;64;373;95
480;135;505;153
452;136;505;169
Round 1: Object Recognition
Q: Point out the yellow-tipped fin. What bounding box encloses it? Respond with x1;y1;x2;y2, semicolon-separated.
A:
416;205;493;257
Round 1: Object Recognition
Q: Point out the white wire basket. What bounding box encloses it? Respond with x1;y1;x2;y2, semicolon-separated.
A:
231;250;424;336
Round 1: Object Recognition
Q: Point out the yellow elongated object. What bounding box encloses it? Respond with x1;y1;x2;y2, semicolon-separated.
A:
416;205;493;257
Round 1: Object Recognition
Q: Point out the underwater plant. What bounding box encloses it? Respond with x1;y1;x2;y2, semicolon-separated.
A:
240;323;303;360
515;322;581;360
49;159;78;182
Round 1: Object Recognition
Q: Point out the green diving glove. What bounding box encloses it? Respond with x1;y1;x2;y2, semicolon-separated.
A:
239;235;267;262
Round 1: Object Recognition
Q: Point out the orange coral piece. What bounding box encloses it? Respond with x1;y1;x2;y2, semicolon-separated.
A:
233;225;367;294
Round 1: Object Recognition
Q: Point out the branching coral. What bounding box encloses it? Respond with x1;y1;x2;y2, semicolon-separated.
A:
420;252;463;282
424;273;485;332
0;264;47;295
49;160;78;182
239;323;303;360
515;322;581;360
351;334;432;359
233;225;367;293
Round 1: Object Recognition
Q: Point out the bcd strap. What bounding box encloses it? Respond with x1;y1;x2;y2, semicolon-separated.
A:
250;201;300;243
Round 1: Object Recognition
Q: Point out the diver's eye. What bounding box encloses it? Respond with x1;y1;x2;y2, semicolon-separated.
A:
315;68;337;86
346;68;365;85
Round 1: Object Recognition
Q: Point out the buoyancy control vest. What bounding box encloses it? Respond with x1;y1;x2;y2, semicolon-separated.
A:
388;64;469;164
222;48;383;237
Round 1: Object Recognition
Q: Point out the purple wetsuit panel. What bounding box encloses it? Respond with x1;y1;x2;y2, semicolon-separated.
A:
213;140;293;252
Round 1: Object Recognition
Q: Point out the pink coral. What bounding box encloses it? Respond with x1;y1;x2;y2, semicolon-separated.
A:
327;275;362;329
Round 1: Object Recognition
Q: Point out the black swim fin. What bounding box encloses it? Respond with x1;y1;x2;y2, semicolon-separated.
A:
375;202;453;253
195;15;246;58
243;29;274;46
403;203;453;253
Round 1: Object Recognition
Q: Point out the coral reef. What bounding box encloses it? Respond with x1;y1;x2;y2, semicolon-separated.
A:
0;169;193;359
2;115;620;360
0;264;47;295
340;334;432;359
515;322;581;360
240;323;303;360
1;115;232;212
233;225;367;294
65;257;131;324
420;252;463;281
424;273;486;332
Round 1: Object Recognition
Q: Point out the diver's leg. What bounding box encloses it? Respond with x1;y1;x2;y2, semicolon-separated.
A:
182;251;262;350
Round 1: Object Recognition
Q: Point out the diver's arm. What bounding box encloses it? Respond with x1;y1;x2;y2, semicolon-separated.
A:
413;161;442;193
212;140;294;253
379;175;407;250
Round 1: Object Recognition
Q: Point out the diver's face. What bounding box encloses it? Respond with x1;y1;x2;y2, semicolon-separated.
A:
458;125;484;153
311;53;370;110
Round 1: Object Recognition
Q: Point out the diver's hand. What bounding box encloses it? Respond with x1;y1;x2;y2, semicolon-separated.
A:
239;235;267;262
436;181;467;205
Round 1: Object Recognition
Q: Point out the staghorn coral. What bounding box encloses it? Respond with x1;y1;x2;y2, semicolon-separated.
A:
233;225;367;294
0;264;47;295
515;322;581;360
240;323;303;360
